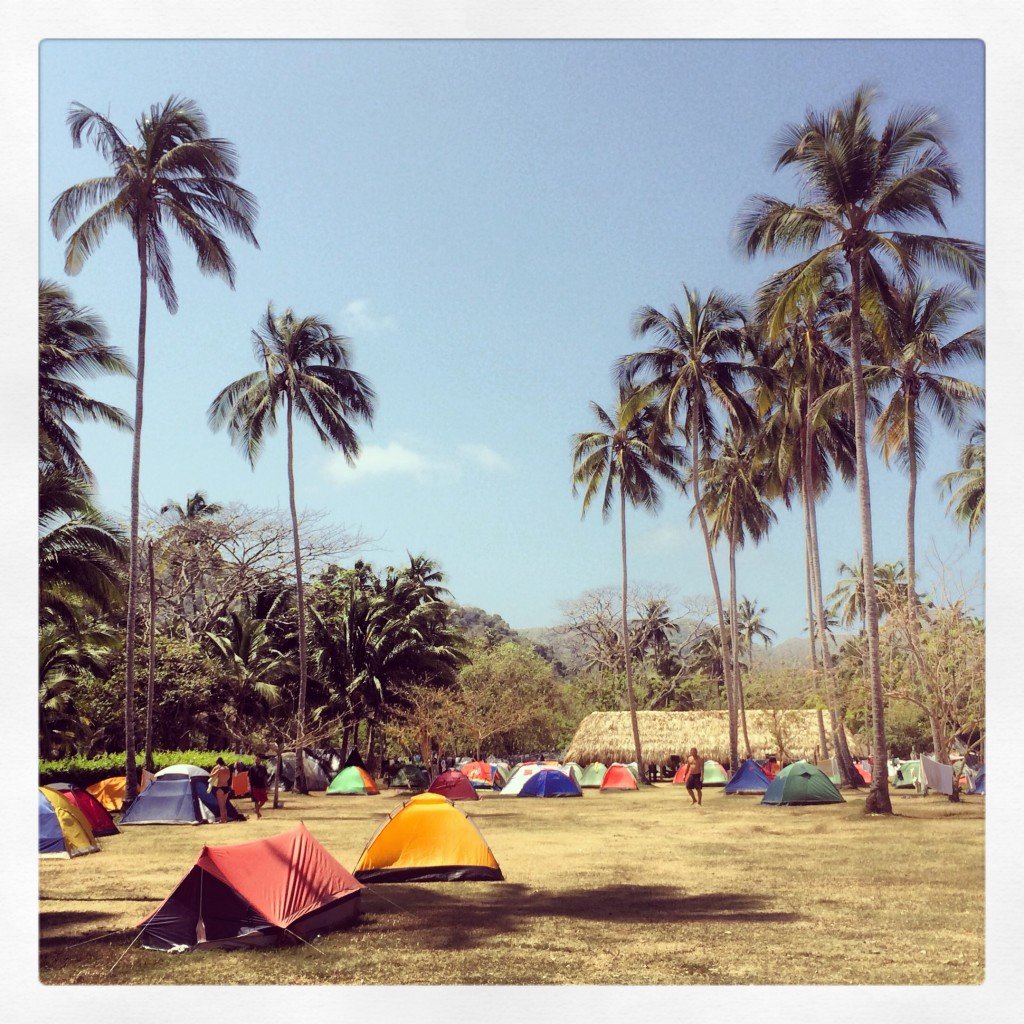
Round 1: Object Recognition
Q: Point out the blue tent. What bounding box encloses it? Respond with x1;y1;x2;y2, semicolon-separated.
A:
970;766;986;795
724;758;771;795
120;776;243;825
518;768;583;798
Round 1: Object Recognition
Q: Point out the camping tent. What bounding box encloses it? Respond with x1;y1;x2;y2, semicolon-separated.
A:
326;766;380;796
970;766;986;795
427;769;479;801
272;752;330;791
137;823;362;951
500;763;545;796
120;773;243;825
45;782;119;836
894;760;923;789
560;762;583;785
625;762;641;782
702;760;729;786
391;763;430;789
672;765;690;784
343;747;367;771
39;787;100;858
86;770;155;812
354;792;503;882
519;768;583;798
761;761;845;806
600;764;639;791
921;754;955;796
155;763;209;779
461;761;504;789
723;759;771;795
580;762;608;788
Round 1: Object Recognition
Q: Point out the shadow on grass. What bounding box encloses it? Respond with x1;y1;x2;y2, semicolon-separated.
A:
39;909;121;950
361;883;800;951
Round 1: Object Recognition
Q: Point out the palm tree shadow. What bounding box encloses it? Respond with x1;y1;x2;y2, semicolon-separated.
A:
362;883;800;950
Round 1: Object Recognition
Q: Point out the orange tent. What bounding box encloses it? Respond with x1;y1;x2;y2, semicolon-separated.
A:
86;770;155;812
600;763;639;791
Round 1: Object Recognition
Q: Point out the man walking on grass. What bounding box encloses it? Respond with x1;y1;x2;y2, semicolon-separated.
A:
249;753;270;819
685;747;705;806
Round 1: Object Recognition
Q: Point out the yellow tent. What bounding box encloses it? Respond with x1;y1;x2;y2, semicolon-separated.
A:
353;792;502;882
39;787;99;858
86;770;155;812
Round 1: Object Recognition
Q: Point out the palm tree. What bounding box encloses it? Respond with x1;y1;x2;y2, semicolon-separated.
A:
940;420;985;538
39;280;133;481
865;279;983;616
700;431;776;758
618;287;763;770
755;260;863;786
571;386;686;780
829;558;908;631
736;597;775;704
160;491;224;523
208;305;375;792
50;96;259;799
738;86;984;813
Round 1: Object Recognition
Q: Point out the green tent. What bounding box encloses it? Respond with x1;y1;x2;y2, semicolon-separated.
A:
391;763;429;789
702;760;729;786
762;760;844;805
562;762;583;785
580;762;608;788
626;762;641;782
894;760;923;789
326;765;379;795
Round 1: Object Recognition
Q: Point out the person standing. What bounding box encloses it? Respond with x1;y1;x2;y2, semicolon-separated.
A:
248;753;269;819
210;757;232;823
685;747;705;807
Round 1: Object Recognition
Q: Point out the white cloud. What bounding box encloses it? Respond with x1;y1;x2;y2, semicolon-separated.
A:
457;443;509;471
327;439;509;485
340;299;397;334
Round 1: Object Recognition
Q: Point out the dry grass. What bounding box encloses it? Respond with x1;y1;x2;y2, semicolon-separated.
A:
39;786;984;986
565;710;827;765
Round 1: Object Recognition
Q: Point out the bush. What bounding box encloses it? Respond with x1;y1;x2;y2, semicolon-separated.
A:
39;750;247;789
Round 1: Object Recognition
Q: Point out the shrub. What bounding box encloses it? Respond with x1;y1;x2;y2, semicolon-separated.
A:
39;750;247;789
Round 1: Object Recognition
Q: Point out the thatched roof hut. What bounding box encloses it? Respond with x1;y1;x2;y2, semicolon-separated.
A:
564;710;824;766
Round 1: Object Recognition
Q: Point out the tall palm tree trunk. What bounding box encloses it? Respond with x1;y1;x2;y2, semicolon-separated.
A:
848;256;892;814
691;420;738;768
123;228;149;802
285;394;309;795
802;499;830;760
144;539;157;773
802;368;859;788
728;527;751;758
619;485;646;782
906;394;919;621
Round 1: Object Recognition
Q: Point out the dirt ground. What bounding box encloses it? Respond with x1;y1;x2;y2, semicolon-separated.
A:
39;783;984;985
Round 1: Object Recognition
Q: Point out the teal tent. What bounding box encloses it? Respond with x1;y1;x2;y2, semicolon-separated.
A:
580;763;608;788
761;760;844;805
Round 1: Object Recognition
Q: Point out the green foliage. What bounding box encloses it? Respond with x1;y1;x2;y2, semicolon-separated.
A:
39;749;247;789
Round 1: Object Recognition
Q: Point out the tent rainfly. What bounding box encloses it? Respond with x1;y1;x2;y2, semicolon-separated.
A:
39;787;100;858
137;823;362;951
723;759;771;795
45;782;119;836
761;761;844;806
427;769;479;801
518;768;583;798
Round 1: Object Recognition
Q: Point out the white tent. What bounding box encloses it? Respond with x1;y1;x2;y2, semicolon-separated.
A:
500;763;545;795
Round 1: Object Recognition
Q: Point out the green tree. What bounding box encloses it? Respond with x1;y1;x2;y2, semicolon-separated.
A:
50;95;259;798
738;86;983;813
618;287;763;770
571;386;685;781
38;279;133;481
209;306;375;791
939;420;984;538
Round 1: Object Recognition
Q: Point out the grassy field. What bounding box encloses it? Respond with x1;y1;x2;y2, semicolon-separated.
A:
39;784;984;985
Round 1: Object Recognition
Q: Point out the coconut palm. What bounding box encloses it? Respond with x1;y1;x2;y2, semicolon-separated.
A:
617;287;763;770
754;260;863;786
50;95;259;799
829;559;909;630
737;597;775;674
39;280;133;481
738;86;984;813
940;420;985;538
571;386;686;780
160;491;223;523
700;431;776;757
865;280;983;615
208;305;375;792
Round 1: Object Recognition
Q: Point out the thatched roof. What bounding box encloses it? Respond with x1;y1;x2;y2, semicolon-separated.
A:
564;710;825;766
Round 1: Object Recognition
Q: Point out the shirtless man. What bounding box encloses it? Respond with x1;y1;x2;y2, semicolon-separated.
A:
685;747;705;806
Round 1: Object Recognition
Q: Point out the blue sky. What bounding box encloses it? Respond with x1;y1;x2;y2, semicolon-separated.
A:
38;38;985;640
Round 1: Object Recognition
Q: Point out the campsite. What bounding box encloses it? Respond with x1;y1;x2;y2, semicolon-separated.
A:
34;34;989;994
39;782;984;985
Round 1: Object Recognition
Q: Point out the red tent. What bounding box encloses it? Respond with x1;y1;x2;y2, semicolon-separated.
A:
137;823;362;951
46;782;119;836
672;765;690;785
428;769;479;801
600;764;639;791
